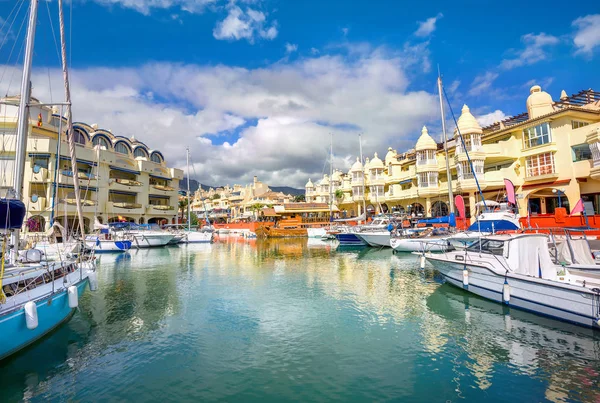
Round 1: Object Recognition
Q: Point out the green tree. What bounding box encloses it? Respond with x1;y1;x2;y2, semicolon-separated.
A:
211;194;221;200
293;194;305;202
178;198;189;222
249;203;265;220
334;189;344;202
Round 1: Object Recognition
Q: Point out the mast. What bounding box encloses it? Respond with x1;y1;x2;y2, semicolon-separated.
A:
49;108;62;226
437;72;455;214
186;146;191;231
329;133;333;222
58;0;85;237
359;133;366;223
10;0;39;263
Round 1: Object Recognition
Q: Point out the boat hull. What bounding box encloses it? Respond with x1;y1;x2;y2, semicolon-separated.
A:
85;238;132;253
132;234;174;248
427;257;600;328
307;228;327;238
390;238;449;252
355;232;391;247
334;233;366;246
185;232;212;243
0;278;88;361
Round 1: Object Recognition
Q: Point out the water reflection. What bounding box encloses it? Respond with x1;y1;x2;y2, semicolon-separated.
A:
0;238;598;402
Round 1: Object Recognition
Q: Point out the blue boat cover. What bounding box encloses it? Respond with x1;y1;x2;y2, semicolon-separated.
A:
468;219;519;232
417;213;456;227
0;199;26;229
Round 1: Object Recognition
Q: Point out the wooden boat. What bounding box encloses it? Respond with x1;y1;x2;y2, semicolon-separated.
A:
255;225;308;238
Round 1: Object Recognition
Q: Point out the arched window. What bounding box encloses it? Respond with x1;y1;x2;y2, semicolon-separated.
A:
151;153;163;163
71;130;86;145
134;147;148;159
115;142;130;155
92;136;110;149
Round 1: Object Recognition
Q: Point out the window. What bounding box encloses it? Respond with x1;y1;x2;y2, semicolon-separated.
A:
572;120;590;130
369;185;384;197
71;130;86;146
401;182;412;190
458;161;483;180
467;239;505;255
352;171;363;184
526;152;555;177
457;134;482;153
417;172;438;187
115;142;130;155
92;136;110;149
352;186;363;197
572;144;592;162
417;150;436;165
523;122;551;149
32;156;49;169
151;153;163;163
134;148;148;158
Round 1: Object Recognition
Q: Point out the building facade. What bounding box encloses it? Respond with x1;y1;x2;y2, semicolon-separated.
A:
306;86;600;222
0;96;183;233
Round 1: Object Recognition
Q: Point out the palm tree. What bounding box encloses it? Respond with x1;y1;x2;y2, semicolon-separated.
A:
178;198;189;223
249;203;265;221
293;194;305;202
334;189;344;203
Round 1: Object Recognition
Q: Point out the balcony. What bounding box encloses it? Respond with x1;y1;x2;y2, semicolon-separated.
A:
417;184;439;197
58;170;97;186
415;159;438;173
110;178;142;192
30;167;50;183
352;195;365;202
107;201;144;215
351;177;364;185
147;205;175;214
58;198;98;214
151;184;175;192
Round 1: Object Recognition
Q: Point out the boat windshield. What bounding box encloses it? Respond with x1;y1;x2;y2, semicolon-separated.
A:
466;239;505;255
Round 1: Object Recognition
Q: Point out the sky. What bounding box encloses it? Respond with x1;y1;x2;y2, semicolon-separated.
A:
0;0;599;188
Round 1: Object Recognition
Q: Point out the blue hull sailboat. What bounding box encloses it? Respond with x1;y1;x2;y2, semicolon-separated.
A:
0;0;96;360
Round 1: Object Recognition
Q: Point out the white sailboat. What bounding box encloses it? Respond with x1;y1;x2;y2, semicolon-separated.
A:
0;0;96;360
182;147;212;243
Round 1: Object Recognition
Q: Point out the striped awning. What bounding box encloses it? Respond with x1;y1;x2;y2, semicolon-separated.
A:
109;165;140;175
61;156;97;166
398;179;412;184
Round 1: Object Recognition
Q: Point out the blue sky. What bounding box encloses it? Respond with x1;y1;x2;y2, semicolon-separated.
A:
1;0;599;186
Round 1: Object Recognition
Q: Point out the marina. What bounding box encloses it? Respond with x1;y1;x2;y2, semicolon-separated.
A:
0;238;598;402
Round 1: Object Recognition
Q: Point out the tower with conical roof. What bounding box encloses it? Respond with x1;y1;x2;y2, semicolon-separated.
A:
305;178;315;202
455;105;485;193
415;126;439;197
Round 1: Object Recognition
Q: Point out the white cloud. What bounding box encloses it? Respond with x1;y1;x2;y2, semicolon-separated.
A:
572;14;600;55
285;43;298;54
9;48;439;187
342;27;349;37
477;110;506;127
501;33;559;69
414;13;443;37
213;5;278;42
92;0;217;15
468;72;498;96
310;48;319;55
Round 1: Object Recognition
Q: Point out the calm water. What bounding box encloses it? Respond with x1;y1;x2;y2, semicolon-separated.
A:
2;237;600;402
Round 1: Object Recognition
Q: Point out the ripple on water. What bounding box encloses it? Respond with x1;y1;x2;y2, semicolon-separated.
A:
0;240;599;402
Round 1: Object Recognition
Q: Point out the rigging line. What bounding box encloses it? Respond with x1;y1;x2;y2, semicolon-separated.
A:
5;36;27;98
0;0;26;55
45;0;61;63
442;85;487;210
0;3;29;94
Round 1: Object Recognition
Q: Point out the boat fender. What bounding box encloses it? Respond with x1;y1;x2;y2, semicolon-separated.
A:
68;285;78;308
503;280;510;304
462;268;469;287
88;271;98;291
419;254;426;269
25;301;38;330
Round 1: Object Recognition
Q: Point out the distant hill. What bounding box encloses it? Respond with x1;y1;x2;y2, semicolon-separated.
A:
180;178;303;196
270;186;304;196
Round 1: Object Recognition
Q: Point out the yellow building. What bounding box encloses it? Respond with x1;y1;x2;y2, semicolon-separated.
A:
306;86;600;221
0;96;183;233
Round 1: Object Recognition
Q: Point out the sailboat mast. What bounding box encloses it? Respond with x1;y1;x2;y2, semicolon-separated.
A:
329;133;333;221
437;73;455;214
359;133;366;223
186;146;191;231
58;0;85;237
10;0;39;263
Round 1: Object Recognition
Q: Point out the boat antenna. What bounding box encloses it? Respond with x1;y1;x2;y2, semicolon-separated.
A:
59;0;85;237
437;68;455;214
10;0;39;263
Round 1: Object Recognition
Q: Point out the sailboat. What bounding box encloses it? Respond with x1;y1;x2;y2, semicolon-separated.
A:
0;0;96;360
85;148;132;252
308;135;334;239
183;147;212;243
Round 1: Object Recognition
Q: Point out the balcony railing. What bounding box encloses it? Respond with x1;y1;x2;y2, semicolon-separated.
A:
111;202;142;209
151;184;175;191
150;205;174;211
416;159;437;166
113;178;142;187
